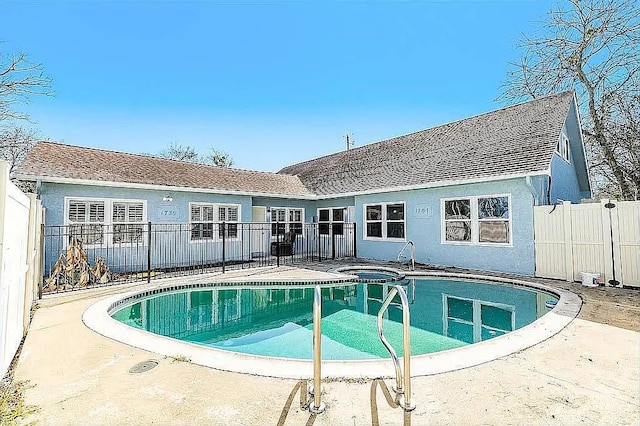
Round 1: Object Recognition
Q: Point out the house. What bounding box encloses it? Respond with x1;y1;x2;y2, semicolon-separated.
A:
16;91;590;276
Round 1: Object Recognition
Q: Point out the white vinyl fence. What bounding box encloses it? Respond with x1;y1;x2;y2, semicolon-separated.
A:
534;200;640;288
0;161;43;377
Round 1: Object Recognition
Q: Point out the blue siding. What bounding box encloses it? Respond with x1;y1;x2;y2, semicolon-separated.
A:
39;183;254;273
355;179;536;275
251;197;317;222
549;120;583;204
251;196;355;223
550;154;582;203
39;183;253;226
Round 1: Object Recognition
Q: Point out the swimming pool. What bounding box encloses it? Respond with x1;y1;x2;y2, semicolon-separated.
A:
84;270;580;378
110;278;556;361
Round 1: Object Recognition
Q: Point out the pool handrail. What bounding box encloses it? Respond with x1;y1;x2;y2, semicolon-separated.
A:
396;241;415;271
377;284;416;411
310;285;326;414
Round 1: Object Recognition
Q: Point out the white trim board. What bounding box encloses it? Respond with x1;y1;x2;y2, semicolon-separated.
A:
18;170;551;201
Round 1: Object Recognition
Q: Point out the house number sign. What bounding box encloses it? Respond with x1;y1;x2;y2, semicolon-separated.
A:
156;206;179;221
413;204;432;219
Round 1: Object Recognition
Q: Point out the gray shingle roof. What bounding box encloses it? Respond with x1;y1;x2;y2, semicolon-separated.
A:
16;143;313;196
278;92;575;196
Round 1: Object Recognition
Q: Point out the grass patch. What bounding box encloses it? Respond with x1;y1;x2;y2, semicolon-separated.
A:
0;379;39;425
169;354;191;363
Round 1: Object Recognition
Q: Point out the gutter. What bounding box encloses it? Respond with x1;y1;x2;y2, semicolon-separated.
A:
16;170;551;201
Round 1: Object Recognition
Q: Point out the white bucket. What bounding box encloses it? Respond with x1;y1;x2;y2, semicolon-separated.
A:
580;272;601;287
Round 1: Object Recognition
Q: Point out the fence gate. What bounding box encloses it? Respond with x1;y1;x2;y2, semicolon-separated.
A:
534;200;640;288
0;162;31;376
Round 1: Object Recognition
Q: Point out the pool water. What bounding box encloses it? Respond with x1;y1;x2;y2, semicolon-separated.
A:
111;278;557;360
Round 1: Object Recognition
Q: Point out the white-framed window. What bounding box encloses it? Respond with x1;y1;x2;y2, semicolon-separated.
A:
218;205;239;239
65;197;147;246
270;207;304;236
112;201;145;243
190;203;241;241
442;194;511;245
363;202;405;240
443;294;514;343
318;207;346;235
190;204;214;240
67;199;106;245
556;133;570;162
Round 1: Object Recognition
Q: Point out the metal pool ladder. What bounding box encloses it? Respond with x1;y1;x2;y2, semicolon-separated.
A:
397;241;415;271
377;285;416;411
309;285;326;414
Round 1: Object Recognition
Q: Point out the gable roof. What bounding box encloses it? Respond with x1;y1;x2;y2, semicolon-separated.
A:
278;91;576;196
16;143;313;197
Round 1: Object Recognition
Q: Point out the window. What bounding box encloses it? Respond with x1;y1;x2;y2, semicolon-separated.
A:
270;207;304;236
66;198;147;246
364;202;405;240
444;199;471;242
190;203;241;241
556;133;570;162
191;204;214;240
318;207;345;235
68;200;105;245
113;202;144;243
271;208;287;236
218;205;239;238
442;195;511;245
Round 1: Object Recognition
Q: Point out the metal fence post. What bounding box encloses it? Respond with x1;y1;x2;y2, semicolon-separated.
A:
146;221;152;283
352;222;357;258
222;222;226;273
38;223;45;299
331;225;336;260
276;222;280;267
318;223;322;262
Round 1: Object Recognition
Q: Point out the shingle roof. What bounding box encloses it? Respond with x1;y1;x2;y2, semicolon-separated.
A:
278;92;575;196
16;143;314;196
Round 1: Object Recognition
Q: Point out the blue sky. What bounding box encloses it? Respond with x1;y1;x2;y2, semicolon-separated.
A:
2;0;554;172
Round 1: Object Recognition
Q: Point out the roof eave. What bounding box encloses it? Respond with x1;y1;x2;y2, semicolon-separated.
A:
16;170;552;201
15;174;317;200
313;170;552;199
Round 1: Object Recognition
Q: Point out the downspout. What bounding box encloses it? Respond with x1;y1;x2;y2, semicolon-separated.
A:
525;176;540;206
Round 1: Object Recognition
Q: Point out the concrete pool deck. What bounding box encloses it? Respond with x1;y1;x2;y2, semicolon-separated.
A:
14;264;640;425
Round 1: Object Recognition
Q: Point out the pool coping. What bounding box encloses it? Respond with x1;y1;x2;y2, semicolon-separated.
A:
82;269;581;380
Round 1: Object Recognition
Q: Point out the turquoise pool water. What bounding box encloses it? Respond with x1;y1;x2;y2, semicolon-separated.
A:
111;278;557;360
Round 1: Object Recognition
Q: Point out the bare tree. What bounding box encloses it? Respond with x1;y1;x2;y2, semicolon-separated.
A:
1;49;54;123
155;142;234;168
205;148;234;168
157;142;201;163
499;0;640;200
0;126;39;175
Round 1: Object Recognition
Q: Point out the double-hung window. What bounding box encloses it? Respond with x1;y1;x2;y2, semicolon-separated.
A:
112;202;144;243
190;203;241;241
270;207;304;236
218;205;239;238
270;208;287;236
556;133;570;162
364;202;405;240
289;209;303;235
190;204;214;240
318;207;345;235
442;195;511;245
68;200;105;245
66;198;147;246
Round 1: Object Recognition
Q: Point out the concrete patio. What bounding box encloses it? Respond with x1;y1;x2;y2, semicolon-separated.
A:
13;264;640;425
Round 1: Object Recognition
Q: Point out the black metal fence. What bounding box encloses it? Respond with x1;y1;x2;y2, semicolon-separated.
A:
41;222;357;295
